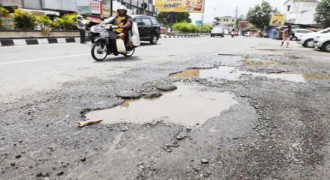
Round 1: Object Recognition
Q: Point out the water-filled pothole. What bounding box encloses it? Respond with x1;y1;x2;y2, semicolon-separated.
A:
85;85;237;127
171;66;314;83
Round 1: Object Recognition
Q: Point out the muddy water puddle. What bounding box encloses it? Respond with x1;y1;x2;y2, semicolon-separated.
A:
85;85;237;126
171;66;330;83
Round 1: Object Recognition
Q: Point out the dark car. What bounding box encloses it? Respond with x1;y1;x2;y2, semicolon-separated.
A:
132;15;160;44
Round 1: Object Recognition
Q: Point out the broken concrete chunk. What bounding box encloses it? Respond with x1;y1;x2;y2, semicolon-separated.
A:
156;85;177;91
77;119;103;127
116;91;142;99
143;92;162;99
201;159;209;164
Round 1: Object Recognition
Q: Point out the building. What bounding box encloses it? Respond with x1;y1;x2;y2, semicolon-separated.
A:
284;0;319;25
0;0;155;17
215;16;237;26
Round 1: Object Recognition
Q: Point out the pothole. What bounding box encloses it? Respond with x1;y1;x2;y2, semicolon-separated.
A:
172;66;308;83
85;85;238;127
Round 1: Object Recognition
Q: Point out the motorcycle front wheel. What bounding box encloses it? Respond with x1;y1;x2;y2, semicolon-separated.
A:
124;47;135;57
91;42;108;61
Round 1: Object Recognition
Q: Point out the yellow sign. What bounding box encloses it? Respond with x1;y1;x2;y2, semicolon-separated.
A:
155;0;204;13
270;14;285;26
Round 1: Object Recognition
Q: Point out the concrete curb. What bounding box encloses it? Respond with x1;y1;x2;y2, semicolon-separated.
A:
0;37;89;47
160;34;201;39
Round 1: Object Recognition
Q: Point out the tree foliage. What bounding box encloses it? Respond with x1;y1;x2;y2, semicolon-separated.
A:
14;9;37;30
172;22;211;33
0;7;10;29
315;0;330;27
55;14;77;30
246;1;278;29
157;12;191;26
36;15;52;30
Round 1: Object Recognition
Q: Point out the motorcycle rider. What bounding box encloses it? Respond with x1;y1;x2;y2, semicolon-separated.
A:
107;5;133;54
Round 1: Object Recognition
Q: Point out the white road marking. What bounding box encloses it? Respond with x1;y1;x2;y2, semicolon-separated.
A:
0;39;206;65
0;42;88;49
0;53;90;65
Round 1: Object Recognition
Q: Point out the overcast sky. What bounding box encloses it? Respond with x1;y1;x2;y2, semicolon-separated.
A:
190;0;286;24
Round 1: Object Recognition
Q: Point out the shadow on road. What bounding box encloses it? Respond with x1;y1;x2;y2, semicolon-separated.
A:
94;55;141;63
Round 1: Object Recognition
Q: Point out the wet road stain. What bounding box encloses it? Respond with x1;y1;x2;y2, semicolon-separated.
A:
85;85;237;127
172;67;306;83
303;74;330;81
243;61;279;66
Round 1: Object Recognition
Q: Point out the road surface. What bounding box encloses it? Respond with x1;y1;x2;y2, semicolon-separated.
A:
1;36;330;179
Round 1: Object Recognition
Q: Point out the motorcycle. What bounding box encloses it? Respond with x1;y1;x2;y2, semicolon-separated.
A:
91;24;136;61
89;17;113;44
89;24;103;44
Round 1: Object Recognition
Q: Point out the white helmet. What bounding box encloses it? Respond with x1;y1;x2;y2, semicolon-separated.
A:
77;15;83;19
117;5;128;13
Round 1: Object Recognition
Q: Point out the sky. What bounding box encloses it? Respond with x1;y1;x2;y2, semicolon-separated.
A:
190;0;286;24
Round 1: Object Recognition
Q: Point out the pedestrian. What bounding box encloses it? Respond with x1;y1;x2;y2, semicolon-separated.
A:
77;15;87;44
281;25;292;48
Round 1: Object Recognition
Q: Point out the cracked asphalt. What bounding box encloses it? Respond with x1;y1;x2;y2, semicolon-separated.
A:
1;36;330;179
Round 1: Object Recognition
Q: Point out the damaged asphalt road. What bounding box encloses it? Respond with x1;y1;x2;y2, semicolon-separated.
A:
1;38;330;179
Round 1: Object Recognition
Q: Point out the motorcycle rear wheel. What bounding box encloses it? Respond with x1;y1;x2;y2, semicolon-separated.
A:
91;42;108;61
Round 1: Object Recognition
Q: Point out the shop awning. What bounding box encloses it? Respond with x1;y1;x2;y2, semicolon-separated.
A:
20;9;60;16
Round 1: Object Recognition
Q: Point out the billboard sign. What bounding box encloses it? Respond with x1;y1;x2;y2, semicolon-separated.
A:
155;0;204;13
195;20;202;25
78;6;91;14
90;0;102;14
270;14;285;26
239;21;250;30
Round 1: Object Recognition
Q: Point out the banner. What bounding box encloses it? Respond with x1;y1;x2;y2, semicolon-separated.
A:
155;0;204;13
91;0;102;14
270;14;285;26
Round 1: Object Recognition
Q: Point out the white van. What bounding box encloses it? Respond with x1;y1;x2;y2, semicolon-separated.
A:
211;24;225;37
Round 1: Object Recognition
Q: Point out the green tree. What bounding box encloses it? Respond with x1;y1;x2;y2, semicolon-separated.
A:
14;9;37;30
157;12;191;26
55;14;77;30
246;1;278;29
0;7;10;29
36;15;52;30
315;0;330;27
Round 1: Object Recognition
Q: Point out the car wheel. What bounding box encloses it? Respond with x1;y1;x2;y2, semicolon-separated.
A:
322;42;330;52
303;39;315;48
150;35;158;44
291;36;297;41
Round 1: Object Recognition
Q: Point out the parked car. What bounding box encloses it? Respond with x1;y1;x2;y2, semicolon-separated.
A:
291;29;312;41
298;27;330;48
314;34;330;52
132;15;160;44
210;24;224;37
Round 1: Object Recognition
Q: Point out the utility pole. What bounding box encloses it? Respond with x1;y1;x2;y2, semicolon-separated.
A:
110;0;113;16
200;0;206;34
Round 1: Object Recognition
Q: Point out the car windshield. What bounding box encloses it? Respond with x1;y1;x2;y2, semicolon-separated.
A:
320;27;330;33
213;25;222;30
